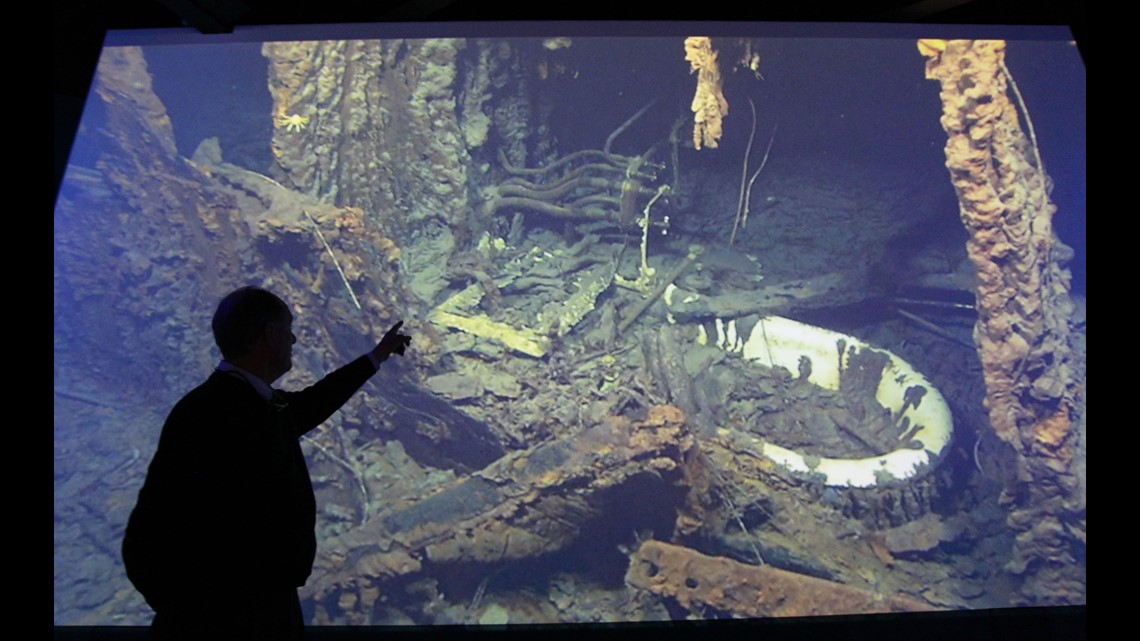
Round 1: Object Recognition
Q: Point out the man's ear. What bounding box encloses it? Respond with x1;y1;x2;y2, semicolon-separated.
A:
255;323;277;348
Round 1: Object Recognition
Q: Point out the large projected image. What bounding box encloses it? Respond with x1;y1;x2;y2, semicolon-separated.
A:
54;26;1086;627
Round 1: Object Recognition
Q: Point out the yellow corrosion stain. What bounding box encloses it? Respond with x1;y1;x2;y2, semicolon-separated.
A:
917;39;948;57
536;470;561;487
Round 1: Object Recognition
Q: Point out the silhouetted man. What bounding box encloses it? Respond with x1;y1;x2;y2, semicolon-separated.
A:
122;286;411;640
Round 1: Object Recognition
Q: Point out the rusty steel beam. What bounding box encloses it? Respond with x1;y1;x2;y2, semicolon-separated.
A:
627;540;935;618
307;405;698;617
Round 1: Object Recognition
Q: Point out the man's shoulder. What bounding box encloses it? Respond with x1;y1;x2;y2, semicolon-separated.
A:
168;372;259;418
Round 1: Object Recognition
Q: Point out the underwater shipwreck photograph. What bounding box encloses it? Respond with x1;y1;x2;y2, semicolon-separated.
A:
54;24;1085;626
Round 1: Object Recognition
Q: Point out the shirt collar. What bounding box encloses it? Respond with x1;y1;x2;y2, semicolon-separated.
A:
216;360;275;402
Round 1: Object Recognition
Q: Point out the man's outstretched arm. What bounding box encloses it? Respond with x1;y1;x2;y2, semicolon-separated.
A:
285;320;413;435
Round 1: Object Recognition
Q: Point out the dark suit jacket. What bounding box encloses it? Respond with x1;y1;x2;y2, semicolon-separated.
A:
122;356;376;614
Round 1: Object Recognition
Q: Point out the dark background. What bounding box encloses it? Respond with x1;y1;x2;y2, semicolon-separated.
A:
53;2;1086;640
54;0;1086;202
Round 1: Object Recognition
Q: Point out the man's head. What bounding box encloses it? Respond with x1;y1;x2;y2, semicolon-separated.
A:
212;286;296;381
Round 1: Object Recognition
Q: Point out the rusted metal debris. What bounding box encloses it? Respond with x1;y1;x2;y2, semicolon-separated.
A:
307;405;697;619
664;267;875;322
626;540;935;618
923;39;1085;604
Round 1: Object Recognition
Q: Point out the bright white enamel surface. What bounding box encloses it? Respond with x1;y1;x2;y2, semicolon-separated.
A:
733;315;953;488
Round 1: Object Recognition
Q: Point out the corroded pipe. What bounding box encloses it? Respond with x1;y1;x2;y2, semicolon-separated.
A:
921;39;1084;605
